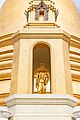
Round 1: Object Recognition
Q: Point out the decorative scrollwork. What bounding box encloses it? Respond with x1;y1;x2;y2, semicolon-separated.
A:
35;0;49;21
0;107;11;119
24;10;29;22
0;110;11;118
54;9;59;22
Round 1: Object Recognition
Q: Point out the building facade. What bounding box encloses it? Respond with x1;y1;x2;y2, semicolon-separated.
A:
0;0;80;120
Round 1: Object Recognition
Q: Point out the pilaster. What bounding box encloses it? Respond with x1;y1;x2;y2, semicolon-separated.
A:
10;37;30;94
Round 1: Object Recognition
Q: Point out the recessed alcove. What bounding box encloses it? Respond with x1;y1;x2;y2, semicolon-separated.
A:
39;10;44;21
33;43;51;94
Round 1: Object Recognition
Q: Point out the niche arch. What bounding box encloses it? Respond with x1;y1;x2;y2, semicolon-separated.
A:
33;43;51;94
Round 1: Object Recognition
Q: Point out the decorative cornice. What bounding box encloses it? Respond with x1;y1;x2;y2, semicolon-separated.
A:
12;29;70;44
6;94;78;107
0;31;80;48
0;30;80;50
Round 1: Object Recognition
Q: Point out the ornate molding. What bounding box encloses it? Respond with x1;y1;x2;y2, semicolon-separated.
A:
28;0;55;11
35;0;49;21
12;29;70;44
73;106;80;118
25;0;59;23
0;106;11;118
6;94;78;107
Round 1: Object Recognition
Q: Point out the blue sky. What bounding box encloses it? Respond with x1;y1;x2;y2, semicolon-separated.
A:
73;0;80;11
0;0;5;8
0;0;80;12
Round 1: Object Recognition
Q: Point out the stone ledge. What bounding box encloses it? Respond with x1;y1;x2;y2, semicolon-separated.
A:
6;94;78;107
24;23;60;29
12;29;70;43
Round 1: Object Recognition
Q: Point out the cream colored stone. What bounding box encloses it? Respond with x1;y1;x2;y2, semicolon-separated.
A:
10;29;73;95
0;0;80;106
6;94;78;120
10;39;31;94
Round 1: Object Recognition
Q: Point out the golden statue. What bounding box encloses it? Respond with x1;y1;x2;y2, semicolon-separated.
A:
34;63;50;94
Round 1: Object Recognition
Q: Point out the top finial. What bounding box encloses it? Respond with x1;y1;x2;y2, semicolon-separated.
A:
41;0;43;6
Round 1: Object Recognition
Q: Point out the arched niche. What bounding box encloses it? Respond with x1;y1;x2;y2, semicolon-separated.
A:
33;43;51;94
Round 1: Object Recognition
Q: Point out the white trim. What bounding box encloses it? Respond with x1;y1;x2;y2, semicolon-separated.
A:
6;94;78;107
